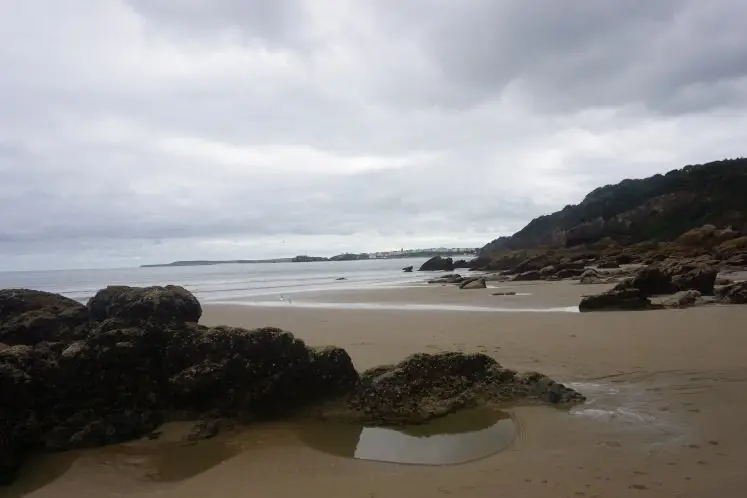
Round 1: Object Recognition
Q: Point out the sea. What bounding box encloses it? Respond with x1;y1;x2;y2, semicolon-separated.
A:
0;258;437;304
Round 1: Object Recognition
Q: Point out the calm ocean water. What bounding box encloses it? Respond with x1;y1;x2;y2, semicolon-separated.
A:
0;258;436;304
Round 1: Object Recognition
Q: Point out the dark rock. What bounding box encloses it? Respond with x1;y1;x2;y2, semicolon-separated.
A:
427;274;464;284
512;271;542;282
459;278;487;290
346;352;584;425
418;256;455;272
335;277;346;281
452;260;471;269
491;291;517;296
617;266;674;296
556;268;583;279
402;266;413;273
306;346;359;397
715;281;747;304
87;285;202;325
670;265;718;295
616;254;634;265
0;289;90;346
579;289;654;312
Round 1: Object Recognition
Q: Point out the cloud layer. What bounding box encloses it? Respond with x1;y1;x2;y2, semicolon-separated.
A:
2;0;747;270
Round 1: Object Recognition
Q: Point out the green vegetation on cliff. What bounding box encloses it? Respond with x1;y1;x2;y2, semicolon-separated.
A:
482;158;747;254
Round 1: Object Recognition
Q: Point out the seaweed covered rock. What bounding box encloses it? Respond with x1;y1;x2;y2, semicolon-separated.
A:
347;352;584;425
168;327;357;417
0;286;362;485
0;289;89;345
87;285;202;325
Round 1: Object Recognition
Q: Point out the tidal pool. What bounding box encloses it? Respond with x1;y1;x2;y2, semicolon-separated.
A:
296;408;516;465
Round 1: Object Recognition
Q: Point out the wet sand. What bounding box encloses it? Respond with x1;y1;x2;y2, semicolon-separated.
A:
6;281;747;497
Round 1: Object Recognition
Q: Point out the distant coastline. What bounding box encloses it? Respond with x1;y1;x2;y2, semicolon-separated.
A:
140;248;478;268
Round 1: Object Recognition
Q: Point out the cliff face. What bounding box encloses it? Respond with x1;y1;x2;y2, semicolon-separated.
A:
482;158;747;254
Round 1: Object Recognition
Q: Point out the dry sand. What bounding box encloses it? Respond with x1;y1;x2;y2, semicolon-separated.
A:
6;281;747;498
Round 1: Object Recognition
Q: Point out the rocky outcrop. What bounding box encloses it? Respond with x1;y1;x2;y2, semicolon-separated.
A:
342;353;584;425
481;158;747;254
402;266;413;273
459;278;487;290
453;260;471;269
579;289;653;312
418;256;455;272
0;289;90;346
0;286;358;485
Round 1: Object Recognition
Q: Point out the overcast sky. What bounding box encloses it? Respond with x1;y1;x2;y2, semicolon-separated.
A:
2;0;747;271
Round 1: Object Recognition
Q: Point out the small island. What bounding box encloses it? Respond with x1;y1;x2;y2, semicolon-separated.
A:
141;248;479;268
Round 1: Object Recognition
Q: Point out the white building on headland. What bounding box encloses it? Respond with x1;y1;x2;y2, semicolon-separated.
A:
369;248;478;259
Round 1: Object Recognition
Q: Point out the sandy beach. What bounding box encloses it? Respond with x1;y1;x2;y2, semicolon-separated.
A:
5;281;747;498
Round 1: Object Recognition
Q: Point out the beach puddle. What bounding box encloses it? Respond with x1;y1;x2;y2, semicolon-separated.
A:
1;430;242;497
295;408;516;465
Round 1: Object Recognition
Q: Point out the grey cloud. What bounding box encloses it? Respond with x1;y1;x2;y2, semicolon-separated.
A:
124;0;307;46
2;1;747;270
369;0;747;114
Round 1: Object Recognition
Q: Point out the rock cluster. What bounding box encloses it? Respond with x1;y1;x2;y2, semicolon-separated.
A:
0;285;586;486
0;286;357;485
579;263;742;311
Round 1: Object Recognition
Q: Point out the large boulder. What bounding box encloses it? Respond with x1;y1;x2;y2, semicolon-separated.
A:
715;281;747;304
616;266;674;296
418;256;455;272
87;285;202;325
579;289;653;312
0;289;89;346
670;265;718;295
459;278;487;290
452;260;471;269
346;352;584;425
168;327;357;417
